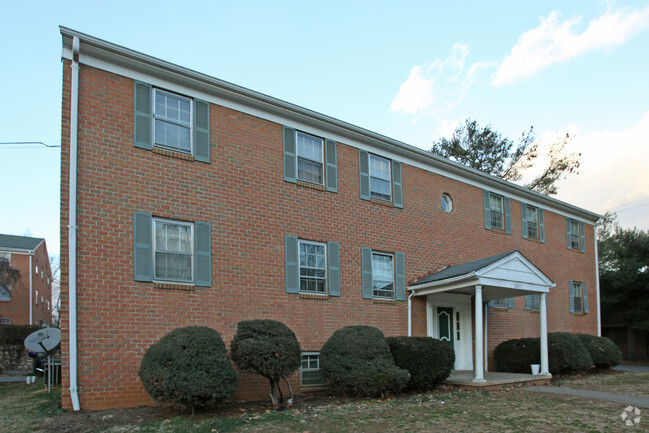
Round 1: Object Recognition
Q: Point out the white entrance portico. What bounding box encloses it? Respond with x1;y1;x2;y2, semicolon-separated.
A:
408;251;555;382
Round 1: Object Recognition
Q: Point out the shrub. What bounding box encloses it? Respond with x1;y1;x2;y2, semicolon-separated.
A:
230;320;301;405
494;332;593;374
0;325;43;345
320;325;409;397
387;336;455;392
138;326;237;409
576;334;622;368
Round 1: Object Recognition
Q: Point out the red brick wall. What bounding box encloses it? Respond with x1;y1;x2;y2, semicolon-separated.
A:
60;62;598;410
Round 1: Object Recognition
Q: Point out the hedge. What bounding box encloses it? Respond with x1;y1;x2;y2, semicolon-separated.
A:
387;336;455;392
0;325;43;345
576;334;622;368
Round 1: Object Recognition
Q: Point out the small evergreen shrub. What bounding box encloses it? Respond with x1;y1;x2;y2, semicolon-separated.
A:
230;320;301;405
387;336;455;391
576;334;622;368
551;332;593;372
320;325;409;397
494;337;539;373
138;326;237;409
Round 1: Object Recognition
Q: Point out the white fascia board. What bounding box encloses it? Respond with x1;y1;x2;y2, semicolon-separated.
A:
60;27;601;224
0;247;36;254
409;273;479;294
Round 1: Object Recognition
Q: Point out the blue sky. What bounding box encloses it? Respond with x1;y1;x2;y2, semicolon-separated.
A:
2;0;649;258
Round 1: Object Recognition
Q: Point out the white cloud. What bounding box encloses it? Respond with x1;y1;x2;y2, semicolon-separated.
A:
390;44;495;116
554;110;649;230
493;7;649;86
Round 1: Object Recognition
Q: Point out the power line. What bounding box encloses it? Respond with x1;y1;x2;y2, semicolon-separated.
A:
0;141;61;148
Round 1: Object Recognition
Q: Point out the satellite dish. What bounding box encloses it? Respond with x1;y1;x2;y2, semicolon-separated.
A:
24;328;61;353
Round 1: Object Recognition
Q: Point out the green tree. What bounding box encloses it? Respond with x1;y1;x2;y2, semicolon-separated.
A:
0;258;20;293
599;224;649;331
430;119;580;195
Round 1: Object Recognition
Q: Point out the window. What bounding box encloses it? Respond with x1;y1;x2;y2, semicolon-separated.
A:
299;240;327;293
0;285;10;302
369;154;392;201
361;248;406;300
525;205;538;239
133;212;212;287
489;193;504;229
491;298;507;308
359;150;403;208
285;236;340;296
283;127;338;192
134;81;210;162
296;132;324;185
372;252;394;298
567;218;585;252
525;294;541;310
154;219;194;283
35;262;39;275
483;190;511;233
522;203;545;242
569;280;589;313
441;193;453;212
0;318;11;325
35;290;39;305
301;352;325;387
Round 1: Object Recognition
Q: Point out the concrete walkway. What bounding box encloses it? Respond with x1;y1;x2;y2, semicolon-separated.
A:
0;370;33;383
526;386;649;408
614;363;649;373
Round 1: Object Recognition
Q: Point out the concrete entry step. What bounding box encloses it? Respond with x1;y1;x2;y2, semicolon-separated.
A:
446;370;551;389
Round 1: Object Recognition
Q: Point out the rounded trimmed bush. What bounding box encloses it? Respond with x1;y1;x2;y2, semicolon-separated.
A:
494;337;540;373
576;334;622;368
387;336;455;392
320;325;409;397
551;332;593;372
138;326;237;409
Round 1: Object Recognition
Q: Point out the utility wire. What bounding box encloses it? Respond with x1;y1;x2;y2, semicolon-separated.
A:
0;141;61;148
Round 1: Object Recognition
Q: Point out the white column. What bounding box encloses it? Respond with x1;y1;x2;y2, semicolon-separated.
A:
540;293;551;376
473;285;486;382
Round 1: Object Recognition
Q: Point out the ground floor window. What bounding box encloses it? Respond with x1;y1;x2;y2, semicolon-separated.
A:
301;352;325;387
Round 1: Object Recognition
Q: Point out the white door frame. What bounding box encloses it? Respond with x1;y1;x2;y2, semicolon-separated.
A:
426;293;473;370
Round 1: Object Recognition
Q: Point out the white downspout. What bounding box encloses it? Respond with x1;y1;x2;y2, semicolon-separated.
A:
407;289;414;336
29;254;33;325
68;35;81;411
594;225;602;336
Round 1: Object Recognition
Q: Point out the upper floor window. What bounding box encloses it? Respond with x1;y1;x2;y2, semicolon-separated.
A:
569;280;588;313
133;212;212;287
285;236;340;296
566;217;585;252
299;240;327;293
483;190;511;234
134;81;211;163
440;193;453;213
283;127;338;192
521;203;545;242
154;89;192;154
361;248;406;300
296;132;324;185
359;150;403;208
0;285;10;302
35;289;39;305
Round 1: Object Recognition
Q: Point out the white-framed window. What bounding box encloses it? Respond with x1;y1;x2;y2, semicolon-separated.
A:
570;281;587;313
35;262;39;275
0;285;10;302
372;252;394;298
299;240;327;293
369;154;392;201
489;192;504;230
524;205;539;240
569;219;581;250
301;352;325;387
154;88;192;154
153;218;194;283
35;290;39;305
525;294;541;310
296;131;324;185
491;298;507;308
0;318;11;325
441;193;453;213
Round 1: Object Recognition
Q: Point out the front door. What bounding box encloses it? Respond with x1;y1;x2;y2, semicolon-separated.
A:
437;307;454;349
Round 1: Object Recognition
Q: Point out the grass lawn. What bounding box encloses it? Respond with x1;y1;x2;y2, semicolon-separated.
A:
1;372;647;432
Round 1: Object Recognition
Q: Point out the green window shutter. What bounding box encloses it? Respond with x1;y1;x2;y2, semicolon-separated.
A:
539;209;545;243
395;252;406;301
194;221;211;287
134;81;152;150
361;247;373;299
525;295;532;310
580;222;586;253
583;282;589;313
285;236;299;294
507;297;514;309
521;202;528;239
359;150;370;200
566;217;572;249
569;280;575;313
133;212;152;281
328;241;340;297
325;139;338;193
194;99;210;163
392;161;403;208
483;190;491;229
283;127;297;183
504;197;512;235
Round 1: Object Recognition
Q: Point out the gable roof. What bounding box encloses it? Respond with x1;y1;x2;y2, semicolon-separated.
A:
411;251;515;286
0;234;45;253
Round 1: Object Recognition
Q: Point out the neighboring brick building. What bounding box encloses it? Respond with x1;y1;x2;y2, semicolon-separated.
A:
59;27;601;411
0;234;53;326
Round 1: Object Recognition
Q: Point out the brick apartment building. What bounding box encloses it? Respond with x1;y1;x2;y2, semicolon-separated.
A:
0;234;53;326
59;27;600;410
